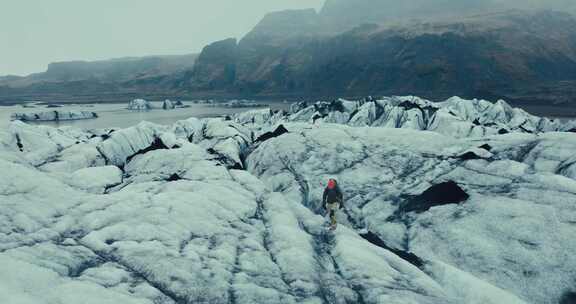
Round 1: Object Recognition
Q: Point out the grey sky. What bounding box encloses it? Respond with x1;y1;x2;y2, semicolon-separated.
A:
0;0;324;76
2;0;574;77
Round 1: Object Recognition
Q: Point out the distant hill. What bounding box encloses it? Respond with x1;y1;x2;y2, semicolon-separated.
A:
1;0;576;105
0;54;197;103
41;54;198;82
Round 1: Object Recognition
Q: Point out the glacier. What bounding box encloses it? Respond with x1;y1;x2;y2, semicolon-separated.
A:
0;96;575;304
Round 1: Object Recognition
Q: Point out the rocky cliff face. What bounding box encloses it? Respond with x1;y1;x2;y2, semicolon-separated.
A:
185;9;576;104
187;38;238;91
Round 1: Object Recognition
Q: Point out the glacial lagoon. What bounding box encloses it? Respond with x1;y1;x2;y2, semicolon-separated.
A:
0;101;292;130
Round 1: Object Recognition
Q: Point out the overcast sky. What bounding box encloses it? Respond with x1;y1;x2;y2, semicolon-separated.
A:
0;0;324;76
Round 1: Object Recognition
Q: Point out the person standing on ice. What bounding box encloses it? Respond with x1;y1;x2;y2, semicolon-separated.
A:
323;179;343;230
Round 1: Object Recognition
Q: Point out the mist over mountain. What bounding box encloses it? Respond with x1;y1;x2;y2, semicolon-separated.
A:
182;7;576;104
1;0;576;105
1;54;197;87
43;54;198;82
320;0;576;19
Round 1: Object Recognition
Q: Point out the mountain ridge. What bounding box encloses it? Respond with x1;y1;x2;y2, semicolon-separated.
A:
1;1;576;106
0;53;198;88
182;9;576;104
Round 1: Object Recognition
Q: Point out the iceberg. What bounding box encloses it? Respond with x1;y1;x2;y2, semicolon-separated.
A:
162;99;175;110
11;110;98;122
127;99;152;110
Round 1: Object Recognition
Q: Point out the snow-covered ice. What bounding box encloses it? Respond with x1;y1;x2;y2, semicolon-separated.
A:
280;96;575;138
66;166;123;194
1;96;575;303
127;99;152;111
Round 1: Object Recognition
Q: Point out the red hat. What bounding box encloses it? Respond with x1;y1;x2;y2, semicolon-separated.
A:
327;179;336;189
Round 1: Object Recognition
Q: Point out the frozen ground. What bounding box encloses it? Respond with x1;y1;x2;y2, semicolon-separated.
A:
1;96;575;304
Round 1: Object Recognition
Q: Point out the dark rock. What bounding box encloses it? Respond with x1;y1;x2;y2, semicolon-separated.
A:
312;114;325;123
458;151;484;160
479;144;493;151
348;109;359;119
255;125;289;143
313;100;346;114
402;181;469;213
166;174;182;182
68;257;104;278
568;128;576;133
560;291;576;304
519;125;533;133
498;129;510;135
231;163;244;170
396;100;439;127
125;137;169;164
398;100;438;113
360;231;424;268
188;38;238;90
15;134;24;152
207;148;243;170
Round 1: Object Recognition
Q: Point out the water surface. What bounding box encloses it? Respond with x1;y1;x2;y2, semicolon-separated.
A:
0;101;291;130
2;100;574;130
